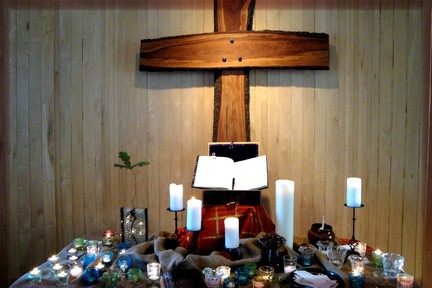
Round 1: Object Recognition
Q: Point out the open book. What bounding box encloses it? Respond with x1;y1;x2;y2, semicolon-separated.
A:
191;155;268;190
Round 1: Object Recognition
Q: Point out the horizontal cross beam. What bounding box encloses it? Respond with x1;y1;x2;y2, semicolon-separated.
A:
139;31;329;71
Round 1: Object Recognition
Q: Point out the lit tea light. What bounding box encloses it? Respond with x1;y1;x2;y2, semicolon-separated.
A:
70;265;83;278
67;247;77;256
28;267;42;283
372;249;383;268
48;254;59;266
95;262;105;270
51;263;63;274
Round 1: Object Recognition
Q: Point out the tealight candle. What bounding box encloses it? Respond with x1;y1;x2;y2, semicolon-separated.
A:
67;247;77;256
48;254;59;266
51;263;63;276
56;270;70;286
101;251;113;266
372;249;383;268
28;267;42;283
68;255;79;265
95;262;105;270
70;265;83;278
355;242;367;257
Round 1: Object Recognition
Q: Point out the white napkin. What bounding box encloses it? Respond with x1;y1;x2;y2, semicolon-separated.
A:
294;270;338;288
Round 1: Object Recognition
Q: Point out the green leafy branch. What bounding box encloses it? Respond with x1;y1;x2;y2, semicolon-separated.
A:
114;151;149;208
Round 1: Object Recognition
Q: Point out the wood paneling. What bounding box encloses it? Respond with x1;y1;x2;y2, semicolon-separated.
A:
1;0;431;286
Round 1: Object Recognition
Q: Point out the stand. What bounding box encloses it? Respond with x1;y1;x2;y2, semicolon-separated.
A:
167;208;185;241
344;203;364;256
185;229;200;255
226;246;243;261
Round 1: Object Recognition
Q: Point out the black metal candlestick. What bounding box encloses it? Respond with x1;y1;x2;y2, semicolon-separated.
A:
344;203;364;255
167;208;185;240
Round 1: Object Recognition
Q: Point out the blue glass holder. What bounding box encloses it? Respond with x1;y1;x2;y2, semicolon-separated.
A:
349;272;365;288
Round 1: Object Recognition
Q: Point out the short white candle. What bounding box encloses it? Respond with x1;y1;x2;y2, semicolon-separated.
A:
275;179;295;249
70;265;83;277
186;197;202;231
224;217;239;249
30;267;40;275
346;177;362;207
95;263;105;270
169;183;184;211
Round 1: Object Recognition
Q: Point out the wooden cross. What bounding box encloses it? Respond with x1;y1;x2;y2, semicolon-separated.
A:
139;0;329;142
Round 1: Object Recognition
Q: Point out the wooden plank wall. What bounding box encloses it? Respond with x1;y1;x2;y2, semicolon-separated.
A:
2;0;430;285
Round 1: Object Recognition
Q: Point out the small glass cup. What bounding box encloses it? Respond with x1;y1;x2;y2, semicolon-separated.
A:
234;266;250;285
299;246;316;267
355;242;367;257
382;253;404;277
101;269;119;288
215;266;231;282
51;263;63;277
327;246;347;269
82;267;99;285
372;249;383;268
118;256;132;273
397;273;414;288
81;253;96;269
317;240;334;256
86;240;99;256
252;276;266;288
244;262;257;278
48;255;59;267
73;237;84;250
258;266;274;281
56;270;70;286
147;262;161;278
349;272;365;288
223;277;239;288
28;267;42;283
202;267;222;288
348;255;368;275
101;251;114;267
283;254;297;274
128;268;142;285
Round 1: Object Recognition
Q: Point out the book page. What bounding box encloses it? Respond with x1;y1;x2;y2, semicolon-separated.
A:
232;155;268;190
192;156;234;189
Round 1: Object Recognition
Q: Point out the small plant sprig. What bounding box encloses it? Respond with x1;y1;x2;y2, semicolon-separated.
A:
114;151;149;208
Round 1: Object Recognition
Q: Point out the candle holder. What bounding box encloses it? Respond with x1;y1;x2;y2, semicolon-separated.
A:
167;208;185;241
344;203;364;254
186;229;200;255
226;246;243;261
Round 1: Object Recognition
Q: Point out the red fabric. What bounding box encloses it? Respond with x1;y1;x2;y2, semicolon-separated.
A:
178;204;275;255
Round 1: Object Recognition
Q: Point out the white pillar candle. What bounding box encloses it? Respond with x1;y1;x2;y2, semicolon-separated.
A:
224;217;239;249
186;197;202;231
346;177;362;207
275;179;295;249
169;183;184;211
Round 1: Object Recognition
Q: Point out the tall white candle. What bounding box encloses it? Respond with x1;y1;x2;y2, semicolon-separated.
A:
224;217;239;249
186;197;202;231
275;179;295;249
346;177;362;207
169;183;183;211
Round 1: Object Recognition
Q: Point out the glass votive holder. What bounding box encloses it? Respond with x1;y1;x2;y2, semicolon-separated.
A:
258;266;274;281
70;264;83;278
101;269;119;288
82;267;99;285
56;270;70;286
215;266;231;282
118;256;132;273
235;266;250;285
127;267;142;285
252;276;266;288
101;251;114;267
397;273;414;288
73;237;84;250
244;262;257;278
298;246;317;267
28;267;42;283
67;254;79;266
223;276;239;288
51;263;63;277
86;240;99;256
372;249;383;268
202;267;222;288
103;229;115;246
283;254;297;274
355;242;367;257
349;272;365;288
95;262;106;277
48;254;59;266
81;253;96;269
147;262;162;278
